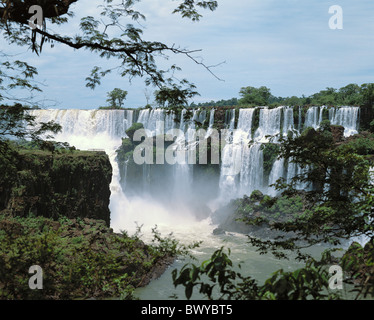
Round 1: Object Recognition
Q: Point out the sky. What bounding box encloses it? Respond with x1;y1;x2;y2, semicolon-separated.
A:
1;0;374;109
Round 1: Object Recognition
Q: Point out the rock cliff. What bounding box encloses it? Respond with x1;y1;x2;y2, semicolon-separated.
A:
1;149;112;226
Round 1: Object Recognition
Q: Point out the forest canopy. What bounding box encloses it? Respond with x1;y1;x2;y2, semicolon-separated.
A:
192;83;374;108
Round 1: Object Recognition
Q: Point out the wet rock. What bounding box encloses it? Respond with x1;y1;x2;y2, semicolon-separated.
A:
192;203;212;221
213;227;226;235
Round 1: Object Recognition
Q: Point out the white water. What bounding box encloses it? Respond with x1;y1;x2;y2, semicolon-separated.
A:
255;106;283;142
283;106;295;136
304;106;322;129
330;106;360;137
268;158;285;196
218;108;260;203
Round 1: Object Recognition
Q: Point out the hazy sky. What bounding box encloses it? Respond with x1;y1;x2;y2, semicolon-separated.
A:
2;0;374;109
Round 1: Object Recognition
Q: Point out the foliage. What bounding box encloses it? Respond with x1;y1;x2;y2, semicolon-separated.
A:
238;86;272;106
124;122;144;142
194;83;373;108
276;83;373;106
106;88;128;109
0;104;61;145
149;226;201;261
265;195;304;217
342;132;374;156
0;0;219;105
267;127;374;244
0;52;42;105
155;81;200;107
191;98;238;108
360;83;374;107
0;141;18;210
252;124;374;296
0;215;197;300
172;247;340;300
261;143;281;178
341;240;374;299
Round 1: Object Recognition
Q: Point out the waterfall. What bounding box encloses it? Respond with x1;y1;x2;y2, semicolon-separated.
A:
205;109;215;138
319;106;326;124
228;109;236;130
304;106;320;129
286;159;312;191
330;106;359;137
218;108;258;202
137;109;150;131
27;105;362;214
282;106;295;136
237;108;255;140
137;108;174;136
254;106;283;142
224;109;235;129
268;158;285;196
302;106;359;137
28;109;133;142
239;143;264;196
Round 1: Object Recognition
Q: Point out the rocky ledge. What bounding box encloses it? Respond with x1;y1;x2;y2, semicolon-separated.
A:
1;149;112;226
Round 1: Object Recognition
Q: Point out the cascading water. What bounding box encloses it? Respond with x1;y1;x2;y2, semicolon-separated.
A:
254;106;283;142
218;108;257;203
29;105;361;209
330;106;360;137
282;106;295;136
268;158;285;196
239;143;264;196
304;106;321;129
205;108;215;138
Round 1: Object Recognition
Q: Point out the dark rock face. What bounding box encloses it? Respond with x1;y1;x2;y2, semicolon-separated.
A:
331;125;345;143
2;150;112;226
213;227;226;235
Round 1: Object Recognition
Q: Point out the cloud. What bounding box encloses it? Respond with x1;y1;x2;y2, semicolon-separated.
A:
1;0;373;108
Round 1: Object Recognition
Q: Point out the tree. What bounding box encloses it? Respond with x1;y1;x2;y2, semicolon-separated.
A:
106;88;128;109
338;83;361;105
154;81;199;107
309;87;338;105
283;96;303;106
0;104;62;151
238;86;272;106
0;51;42;105
0;0;220;100
360;83;374;107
